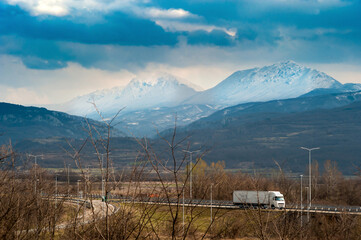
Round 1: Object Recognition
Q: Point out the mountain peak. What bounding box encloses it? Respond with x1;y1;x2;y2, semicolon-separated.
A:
275;60;298;67
185;61;343;106
60;73;198;117
128;73;202;91
270;60;306;73
58;61;346;119
130;73;178;85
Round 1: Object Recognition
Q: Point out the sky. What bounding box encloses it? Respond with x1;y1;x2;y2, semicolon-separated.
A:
1;0;361;105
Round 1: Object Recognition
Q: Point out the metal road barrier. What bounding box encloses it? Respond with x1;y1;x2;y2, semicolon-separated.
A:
59;194;361;215
104;194;361;215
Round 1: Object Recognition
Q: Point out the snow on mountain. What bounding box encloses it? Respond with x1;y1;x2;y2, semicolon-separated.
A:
53;61;358;137
61;74;199;117
184;61;343;106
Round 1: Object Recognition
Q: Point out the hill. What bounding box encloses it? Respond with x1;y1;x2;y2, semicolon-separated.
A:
158;93;361;174
0;102;123;143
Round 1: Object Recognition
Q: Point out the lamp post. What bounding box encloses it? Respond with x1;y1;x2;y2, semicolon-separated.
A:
300;174;303;228
77;180;81;210
300;147;319;221
182;183;185;236
210;183;213;224
67;164;71;197
77;180;80;197
182;150;200;199
95;153;108;201
300;174;303;208
86;165;90;199
305;187;309;221
102;179;105;201
55;175;58;204
28;154;43;195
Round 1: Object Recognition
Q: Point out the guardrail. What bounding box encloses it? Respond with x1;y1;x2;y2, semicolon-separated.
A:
53;194;361;215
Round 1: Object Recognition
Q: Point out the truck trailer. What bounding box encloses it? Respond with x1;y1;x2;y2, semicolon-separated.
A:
233;191;285;209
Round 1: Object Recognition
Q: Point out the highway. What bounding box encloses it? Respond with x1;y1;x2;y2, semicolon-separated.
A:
16;198;117;236
18;194;358;236
53;194;361;216
98;194;361;215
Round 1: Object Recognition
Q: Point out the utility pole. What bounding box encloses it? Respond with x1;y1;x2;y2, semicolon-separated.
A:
28;154;42;240
300;174;303;228
77;180;81;210
95;153;108;201
182;183;185;236
28;154;43;195
182;150;200;199
210;183;213;224
305;187;309;221
102;179;105;201
300;147;319;222
86;165;90;199
67;164;70;197
55;175;58;204
85;166;90;223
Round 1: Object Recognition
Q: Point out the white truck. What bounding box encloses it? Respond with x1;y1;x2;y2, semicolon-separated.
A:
233;191;285;209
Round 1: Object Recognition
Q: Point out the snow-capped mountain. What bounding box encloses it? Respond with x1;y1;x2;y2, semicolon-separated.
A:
52;61;361;137
184;61;343;106
61;74;198;117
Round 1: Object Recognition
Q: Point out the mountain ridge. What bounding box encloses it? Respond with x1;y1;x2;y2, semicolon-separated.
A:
49;61;361;137
58;73;199;118
156;92;361;174
56;61;346;118
177;90;361;132
184;61;343;106
0;102;124;143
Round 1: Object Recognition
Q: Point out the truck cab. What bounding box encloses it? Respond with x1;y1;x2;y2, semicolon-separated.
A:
270;191;285;209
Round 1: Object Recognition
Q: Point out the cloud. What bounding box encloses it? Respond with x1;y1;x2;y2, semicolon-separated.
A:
0;2;239;69
0;86;51;105
0;55;135;104
143;7;195;19
0;0;360;72
252;0;351;9
0;4;178;46
0;0;361;106
155;20;236;36
5;0;137;16
6;0;70;16
186;30;235;46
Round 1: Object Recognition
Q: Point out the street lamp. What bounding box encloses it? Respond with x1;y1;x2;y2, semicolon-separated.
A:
102;179;105;202
182;150;200;199
95;153;109;201
55;175;58;204
77;180;81;197
300;174;303;209
67;164;71;197
86;165;91;199
210;183;213;223
300;174;303;228
28;154;43;194
77;180;81;210
300;147;319;219
305;187;309;221
182;183;185;236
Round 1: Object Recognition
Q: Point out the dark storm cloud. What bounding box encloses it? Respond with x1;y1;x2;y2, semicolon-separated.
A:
0;1;237;69
152;0;361;28
1;0;361;70
0;3;178;45
153;0;361;42
0;2;179;69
